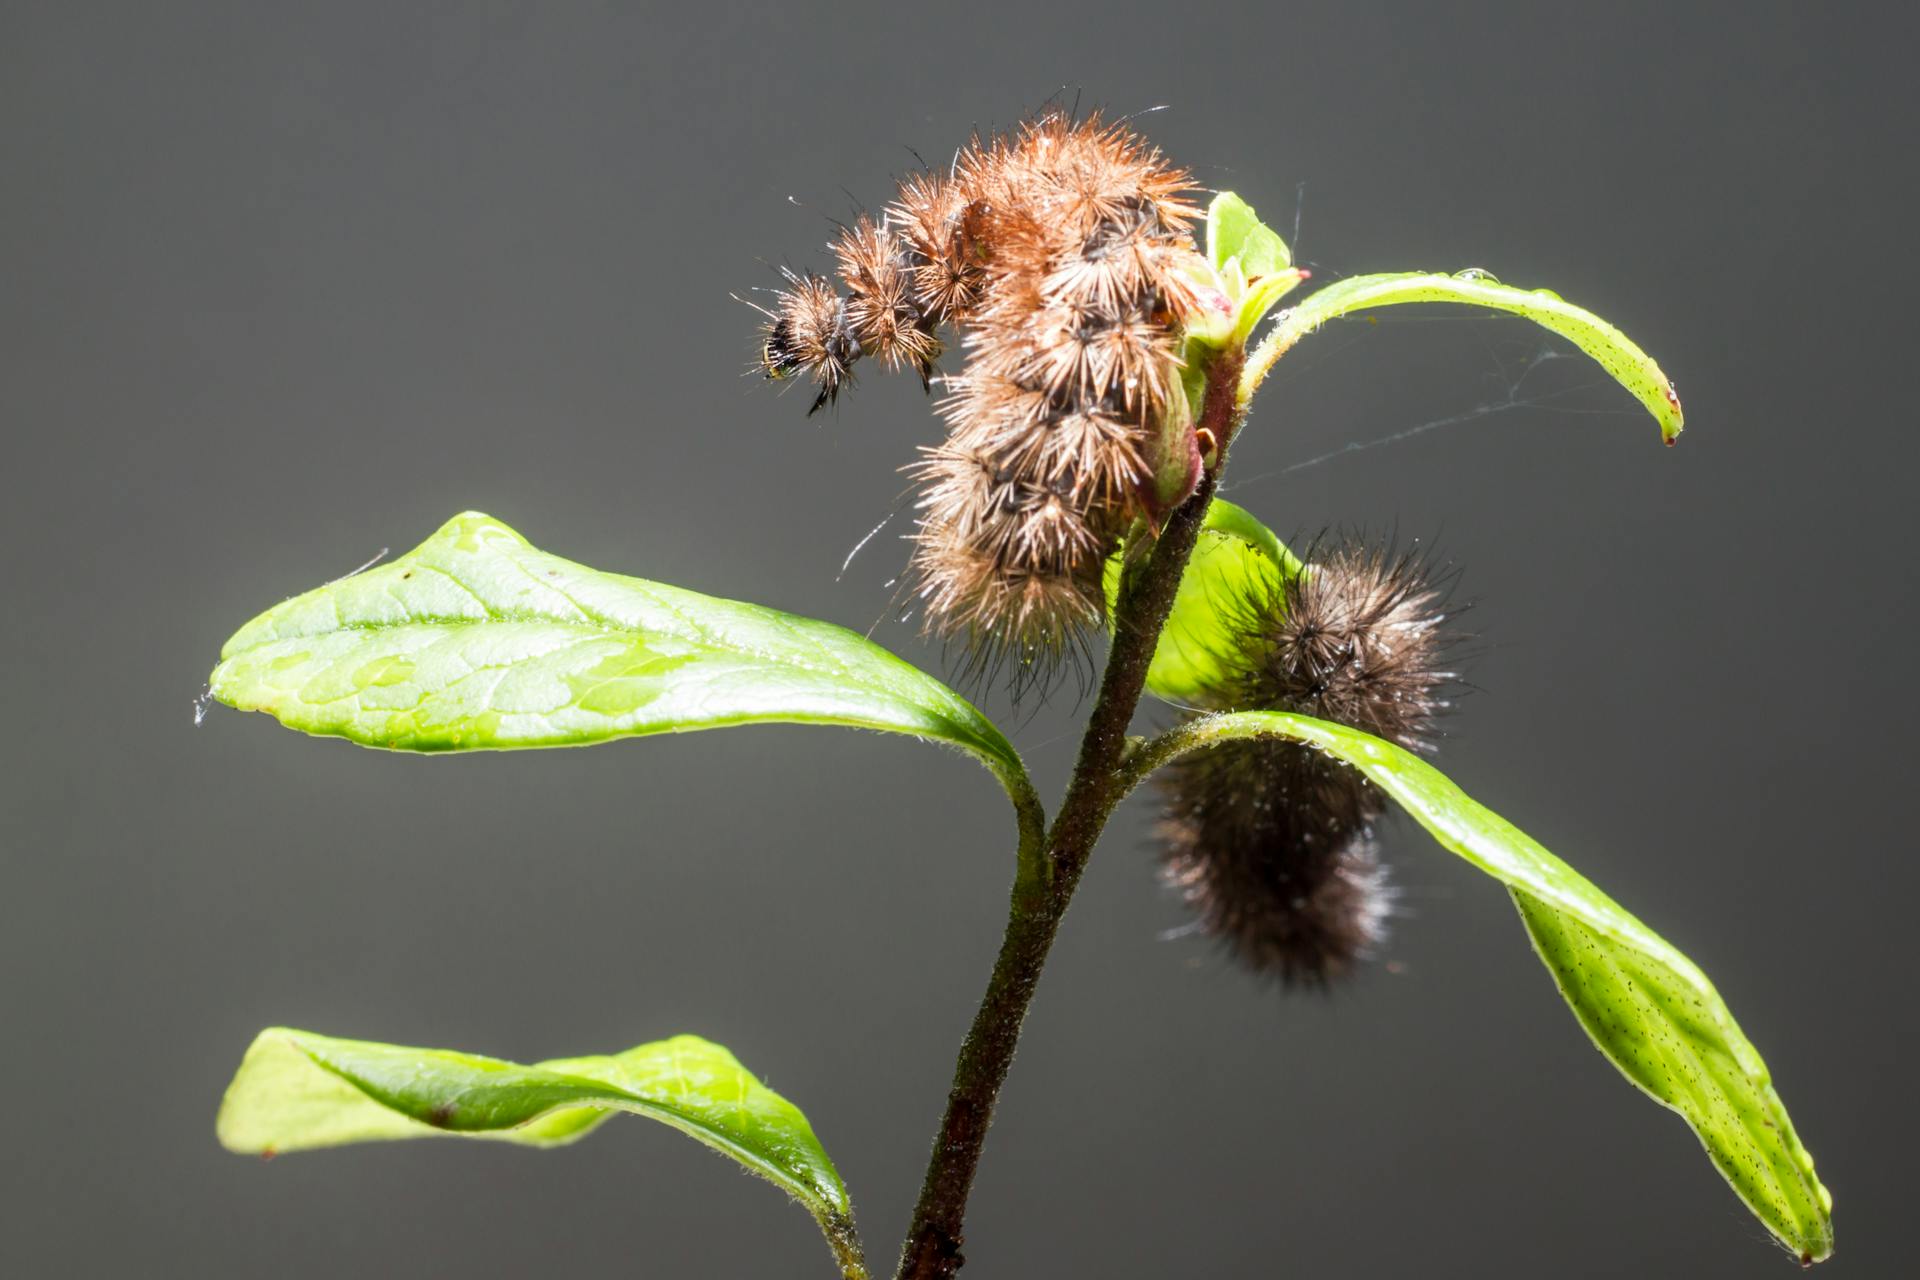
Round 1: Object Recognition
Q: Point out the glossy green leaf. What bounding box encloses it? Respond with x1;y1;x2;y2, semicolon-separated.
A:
218;1028;868;1277
1105;499;1301;706
210;511;1034;815
1207;191;1292;275
1511;893;1832;1266
1126;711;1831;1263
1241;270;1685;442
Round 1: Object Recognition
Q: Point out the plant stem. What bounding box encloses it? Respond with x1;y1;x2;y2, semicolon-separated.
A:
824;1212;870;1280
895;350;1244;1280
1238;314;1307;408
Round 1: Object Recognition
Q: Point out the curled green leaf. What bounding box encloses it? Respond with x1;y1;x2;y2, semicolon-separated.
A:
1119;712;1831;1264
1229;267;1311;349
1200;192;1308;348
1207;190;1293;275
218;1027;867;1278
1239;270;1684;443
209;512;1039;835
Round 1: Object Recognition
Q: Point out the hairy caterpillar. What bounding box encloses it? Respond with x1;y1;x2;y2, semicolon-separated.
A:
1157;540;1465;984
754;111;1209;667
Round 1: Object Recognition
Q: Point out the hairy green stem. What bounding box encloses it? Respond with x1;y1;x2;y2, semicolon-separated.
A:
1112;712;1267;803
825;1213;869;1280
993;764;1051;899
1237;314;1305;407
895;350;1245;1280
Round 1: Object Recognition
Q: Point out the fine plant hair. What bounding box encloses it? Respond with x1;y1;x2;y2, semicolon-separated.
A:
199;106;1834;1280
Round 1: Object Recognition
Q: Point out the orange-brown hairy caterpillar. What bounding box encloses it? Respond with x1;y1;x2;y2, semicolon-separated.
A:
754;110;1210;669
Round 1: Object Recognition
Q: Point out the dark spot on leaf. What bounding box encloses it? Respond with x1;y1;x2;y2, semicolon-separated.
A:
427;1102;458;1129
401;570;413;579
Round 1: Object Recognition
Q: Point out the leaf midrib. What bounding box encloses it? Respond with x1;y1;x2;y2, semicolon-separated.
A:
300;1044;840;1213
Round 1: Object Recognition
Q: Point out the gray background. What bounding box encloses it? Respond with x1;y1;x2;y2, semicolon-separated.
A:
3;2;1912;1276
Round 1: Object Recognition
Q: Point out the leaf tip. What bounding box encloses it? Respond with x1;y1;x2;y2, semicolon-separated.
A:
213;1098;256;1154
1660;379;1685;444
442;509;499;527
430;510;528;550
1800;1220;1836;1266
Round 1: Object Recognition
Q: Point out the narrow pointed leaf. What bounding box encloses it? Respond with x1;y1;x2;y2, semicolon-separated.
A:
1511;892;1833;1265
219;1028;867;1277
1229;267;1311;348
1131;712;1831;1263
1105;499;1301;705
209;511;1032;811
1242;270;1684;442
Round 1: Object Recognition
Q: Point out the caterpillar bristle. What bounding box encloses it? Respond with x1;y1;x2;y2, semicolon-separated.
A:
833;216;943;382
936;373;1147;502
889;171;990;325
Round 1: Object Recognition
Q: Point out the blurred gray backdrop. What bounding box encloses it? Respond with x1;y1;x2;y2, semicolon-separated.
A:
4;2;1912;1276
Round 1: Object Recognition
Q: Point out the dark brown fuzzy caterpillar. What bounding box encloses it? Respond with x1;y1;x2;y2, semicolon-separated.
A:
754;110;1211;673
1157;539;1464;985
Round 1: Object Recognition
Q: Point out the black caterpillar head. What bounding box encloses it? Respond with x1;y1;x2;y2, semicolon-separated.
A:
758;271;859;414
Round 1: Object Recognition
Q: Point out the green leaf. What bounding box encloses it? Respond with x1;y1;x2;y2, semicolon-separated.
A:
1129;712;1832;1264
1241;270;1685;442
1105;499;1302;706
1207;190;1292;275
210;511;1035;816
1228;267;1311;349
218;1027;868;1278
1511;893;1832;1266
